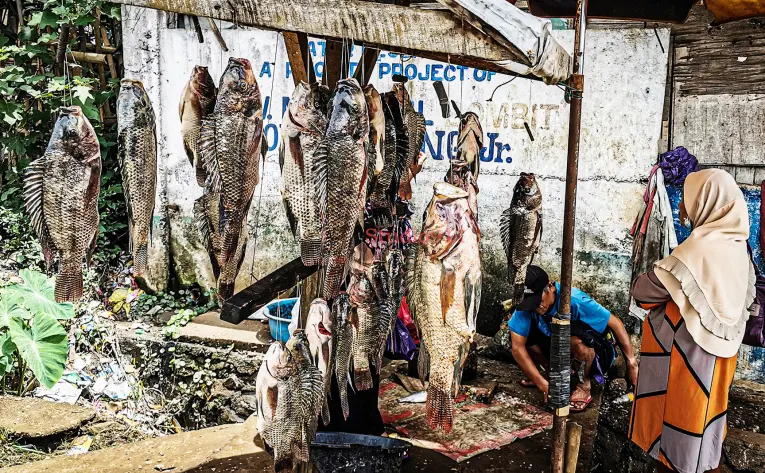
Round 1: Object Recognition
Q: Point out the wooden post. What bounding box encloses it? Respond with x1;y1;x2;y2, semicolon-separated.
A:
283;32;311;86
564;422;583;473
298;272;321;330
353;47;380;86
323;40;349;89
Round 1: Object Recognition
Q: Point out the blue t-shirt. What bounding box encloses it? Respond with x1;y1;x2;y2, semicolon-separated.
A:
507;283;611;338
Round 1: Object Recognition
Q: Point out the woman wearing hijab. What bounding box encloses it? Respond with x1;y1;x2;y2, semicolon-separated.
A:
629;169;756;473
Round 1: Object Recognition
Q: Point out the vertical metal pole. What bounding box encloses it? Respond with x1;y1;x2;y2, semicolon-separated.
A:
552;1;587;472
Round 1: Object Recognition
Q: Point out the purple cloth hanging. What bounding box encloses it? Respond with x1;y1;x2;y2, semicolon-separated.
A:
659;147;699;186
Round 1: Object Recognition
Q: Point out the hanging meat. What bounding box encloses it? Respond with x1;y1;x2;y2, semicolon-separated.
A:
179;65;217;187
257;332;324;473
196;58;265;301
445;159;479;219
313;78;370;300
407;182;482;433
305;298;333;426
455;111;484;178
363;84;386;180
331;293;354;420
280;81;331;266
24;106;101;302
368;94;407;226
500;173;543;307
392;83;426;200
117;79;157;277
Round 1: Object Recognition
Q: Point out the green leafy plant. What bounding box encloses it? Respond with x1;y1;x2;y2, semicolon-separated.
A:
163;309;197;340
0;269;73;392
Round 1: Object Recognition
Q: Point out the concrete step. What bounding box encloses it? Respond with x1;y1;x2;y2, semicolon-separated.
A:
0;396;95;439
1;419;272;473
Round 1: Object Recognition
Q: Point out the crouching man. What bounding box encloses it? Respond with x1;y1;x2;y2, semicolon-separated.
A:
508;266;638;411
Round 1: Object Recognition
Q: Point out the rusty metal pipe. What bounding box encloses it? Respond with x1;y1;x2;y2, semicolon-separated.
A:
552;0;587;472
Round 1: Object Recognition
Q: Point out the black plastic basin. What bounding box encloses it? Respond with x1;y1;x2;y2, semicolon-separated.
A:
310;432;410;473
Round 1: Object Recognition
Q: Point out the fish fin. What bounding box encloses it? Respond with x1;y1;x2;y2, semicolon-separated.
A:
85;227;99;269
453;342;468;397
261;134;268;163
440;265;456;324
418;341;430;382
312;138;329;225
533;214;543;258
24;157;57;269
365;139;376;199
193;194;220;279
354;364;373;391
55;261;83;303
182;137;195;168
282;197;298;237
299;368;324;420
289;135;305;178
426;384;454;433
404;244;420;321
194;156;208;188
499;207;514;279
198;116;221;191
134;243;149;276
321;399;331;427
388;97;409;204
412;112;427;160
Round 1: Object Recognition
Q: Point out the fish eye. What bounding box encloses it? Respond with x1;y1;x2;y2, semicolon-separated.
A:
238;81;247;91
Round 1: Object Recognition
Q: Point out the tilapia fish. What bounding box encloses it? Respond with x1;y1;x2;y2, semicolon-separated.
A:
25;106;101;302
280;81;330;265
331;293;354;420
363;85;385;178
369;94;407;223
349;269;377;391
198;57;264;300
259;331;324;473
500;173;542;306
117;79;157;276
387;247;405;322
305;298;333;426
393;83;426;200
255;342;289;438
371;260;396;371
179;65;216;186
314;78;369;300
456;112;484;178
445;159;478;218
407;182;482;433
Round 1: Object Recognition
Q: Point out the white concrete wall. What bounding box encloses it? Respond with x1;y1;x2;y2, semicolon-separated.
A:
121;9;670;333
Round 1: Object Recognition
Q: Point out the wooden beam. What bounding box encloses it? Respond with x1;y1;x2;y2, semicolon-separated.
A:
298;33;315;83
353;47;380;86
109;0;532;76
220;257;318;324
283;32;309;86
323;40;349;89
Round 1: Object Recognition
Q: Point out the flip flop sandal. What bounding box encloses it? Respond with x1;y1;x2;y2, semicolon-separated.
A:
570;394;593;412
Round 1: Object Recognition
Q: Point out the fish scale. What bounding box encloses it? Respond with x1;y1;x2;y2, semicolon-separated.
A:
349;273;377;391
179;66;217;187
407;182;482;433
314;78;369;300
331;294;354;420
197;58;264;301
117;79;157;276
500;173;543;306
25;106;101;302
280;82;330;265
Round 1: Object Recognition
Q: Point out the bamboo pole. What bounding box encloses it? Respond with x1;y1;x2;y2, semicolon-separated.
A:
564;422;583;473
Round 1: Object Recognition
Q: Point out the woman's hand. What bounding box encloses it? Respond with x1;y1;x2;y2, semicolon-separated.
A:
627;356;639;388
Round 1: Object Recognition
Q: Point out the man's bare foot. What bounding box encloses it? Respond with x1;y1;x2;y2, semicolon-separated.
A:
570;384;592;412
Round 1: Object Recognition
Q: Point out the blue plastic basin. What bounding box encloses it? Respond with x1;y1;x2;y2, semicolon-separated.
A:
265;299;296;343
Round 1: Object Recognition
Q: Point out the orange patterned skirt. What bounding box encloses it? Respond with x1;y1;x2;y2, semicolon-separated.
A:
629;300;737;473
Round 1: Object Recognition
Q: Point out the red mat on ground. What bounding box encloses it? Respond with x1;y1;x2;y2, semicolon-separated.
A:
378;379;553;462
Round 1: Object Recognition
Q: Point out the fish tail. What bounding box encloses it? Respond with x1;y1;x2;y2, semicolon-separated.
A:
340;380;350;420
321;399;331;426
322;256;347;300
133;242;149;276
273;458;293;473
513;283;525;307
354;364;373;391
218;280;235;302
55;262;83;303
426;384;455;433
300;237;322;266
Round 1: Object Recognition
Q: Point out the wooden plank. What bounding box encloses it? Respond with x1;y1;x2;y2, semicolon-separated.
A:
221;257;318;324
298;272;321;330
298;32;315;83
109;0;534;76
283;32;309;85
323;40;349;89
353;46;380;85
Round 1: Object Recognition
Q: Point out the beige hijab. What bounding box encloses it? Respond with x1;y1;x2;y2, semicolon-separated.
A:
654;169;755;358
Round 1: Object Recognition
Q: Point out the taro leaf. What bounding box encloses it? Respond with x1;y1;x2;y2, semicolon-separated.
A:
0;291;29;328
11;269;75;320
0;332;14;378
9;313;68;389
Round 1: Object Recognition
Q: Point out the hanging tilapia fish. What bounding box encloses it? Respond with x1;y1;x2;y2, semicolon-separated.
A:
331;293;354;420
259;331;324;473
197;57;265;300
368;94;407;225
445;159;479;218
393;83;426;200
255;342;289;438
117;79;157;276
371;260;396;370
455;111;484;178
24;106;100;302
500;173;542;307
387;246;405;324
407;182;482;433
280;81;331;265
305;298;333;426
363;84;385;180
346;243;378;391
179;66;217;186
314;78;369;300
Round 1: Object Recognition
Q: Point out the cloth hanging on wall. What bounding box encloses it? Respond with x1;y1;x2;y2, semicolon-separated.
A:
628;166;678;320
